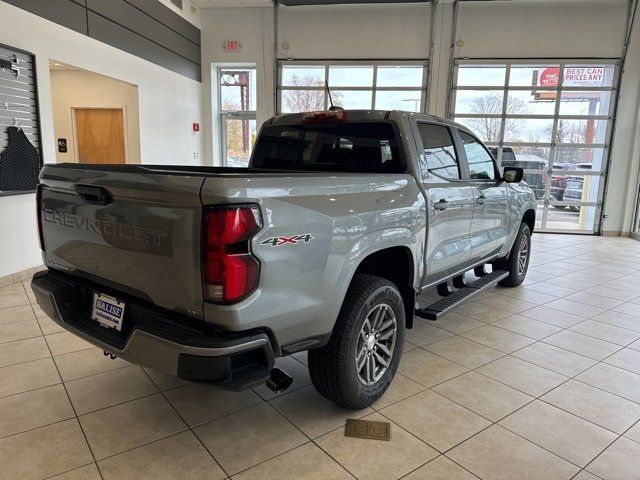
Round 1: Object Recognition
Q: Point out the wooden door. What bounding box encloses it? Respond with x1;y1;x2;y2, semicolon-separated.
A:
75;108;126;164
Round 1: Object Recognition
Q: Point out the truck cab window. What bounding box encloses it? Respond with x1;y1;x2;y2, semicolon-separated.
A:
459;131;497;180
417;123;460;180
252;123;402;173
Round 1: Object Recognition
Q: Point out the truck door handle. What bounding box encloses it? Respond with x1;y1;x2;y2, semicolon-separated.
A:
476;195;486;205
434;199;449;211
75;184;112;205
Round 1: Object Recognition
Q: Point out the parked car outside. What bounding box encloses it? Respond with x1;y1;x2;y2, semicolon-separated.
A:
490;147;548;200
550;162;578;207
501;156;548;200
564;163;593;210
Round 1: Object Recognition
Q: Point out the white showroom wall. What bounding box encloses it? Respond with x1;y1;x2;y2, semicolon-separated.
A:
604;6;640;235
201;7;275;166
0;1;203;277
278;3;431;60
455;0;626;59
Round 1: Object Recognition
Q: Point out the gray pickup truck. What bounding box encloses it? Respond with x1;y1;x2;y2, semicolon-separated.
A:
31;110;536;408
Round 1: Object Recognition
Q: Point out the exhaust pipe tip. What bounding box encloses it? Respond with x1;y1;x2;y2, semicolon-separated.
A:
266;367;293;393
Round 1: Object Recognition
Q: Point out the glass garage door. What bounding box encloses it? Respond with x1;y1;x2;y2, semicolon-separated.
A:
278;61;428;114
451;61;619;233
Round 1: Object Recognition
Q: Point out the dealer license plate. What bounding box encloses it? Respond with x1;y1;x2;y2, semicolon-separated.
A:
91;293;126;331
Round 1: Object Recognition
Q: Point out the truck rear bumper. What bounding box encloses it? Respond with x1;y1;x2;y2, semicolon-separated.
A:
31;271;275;389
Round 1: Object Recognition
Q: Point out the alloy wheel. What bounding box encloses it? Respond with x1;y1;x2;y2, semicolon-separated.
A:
355;303;397;386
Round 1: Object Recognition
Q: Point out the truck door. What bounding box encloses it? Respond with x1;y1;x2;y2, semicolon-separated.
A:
414;122;475;280
456;129;510;261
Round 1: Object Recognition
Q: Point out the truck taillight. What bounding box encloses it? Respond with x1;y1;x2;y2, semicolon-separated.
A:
301;109;346;123
36;184;45;251
202;205;261;303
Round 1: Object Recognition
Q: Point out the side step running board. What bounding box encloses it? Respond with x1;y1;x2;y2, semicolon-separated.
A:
415;270;509;321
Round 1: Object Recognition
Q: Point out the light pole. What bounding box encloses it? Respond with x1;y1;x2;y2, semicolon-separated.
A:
402;98;421;111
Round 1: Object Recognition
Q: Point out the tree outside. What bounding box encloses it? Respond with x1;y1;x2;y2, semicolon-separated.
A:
466;92;529;142
282;74;343;112
222;98;255;167
550;119;590;165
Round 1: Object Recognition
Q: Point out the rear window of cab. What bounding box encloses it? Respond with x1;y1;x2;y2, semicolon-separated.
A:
251;122;404;173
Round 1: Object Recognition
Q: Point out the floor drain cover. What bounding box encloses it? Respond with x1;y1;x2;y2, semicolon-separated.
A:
344;418;391;441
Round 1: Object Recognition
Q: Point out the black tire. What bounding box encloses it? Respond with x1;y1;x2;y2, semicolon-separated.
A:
308;274;405;409
495;222;531;287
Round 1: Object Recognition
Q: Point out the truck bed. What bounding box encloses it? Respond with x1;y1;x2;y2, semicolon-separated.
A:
38;162;422;344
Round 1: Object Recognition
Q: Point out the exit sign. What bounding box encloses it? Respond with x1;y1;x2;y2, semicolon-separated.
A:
224;40;242;52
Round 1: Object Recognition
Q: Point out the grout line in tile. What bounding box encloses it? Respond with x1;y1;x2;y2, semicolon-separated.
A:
408;287;640;470
222;399;364;480
4;237;640;480
0;376;62;400
53;361;132;384
312;410;436;479
580;418;640;478
0;352;52;370
489;330;640;468
41;462;99;480
537;337;627;363
139;366;231;478
91;424;192;466
0;415;76;442
31;307;107;480
0;315;39;328
399;453;482;479
570;469;604;480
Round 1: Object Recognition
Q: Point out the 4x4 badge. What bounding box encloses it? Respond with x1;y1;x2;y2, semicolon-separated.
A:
261;234;314;247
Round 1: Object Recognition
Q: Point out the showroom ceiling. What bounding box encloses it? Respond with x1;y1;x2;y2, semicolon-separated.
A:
191;0;429;7
190;0;272;7
191;0;622;6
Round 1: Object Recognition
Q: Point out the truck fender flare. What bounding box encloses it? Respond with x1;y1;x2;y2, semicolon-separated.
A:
331;228;420;330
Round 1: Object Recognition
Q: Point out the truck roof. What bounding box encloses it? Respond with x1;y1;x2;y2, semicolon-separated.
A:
269;109;473;133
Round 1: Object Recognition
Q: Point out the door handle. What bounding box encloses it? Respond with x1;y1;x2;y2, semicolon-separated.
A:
75;184;112;205
434;199;449;211
476;195;486;205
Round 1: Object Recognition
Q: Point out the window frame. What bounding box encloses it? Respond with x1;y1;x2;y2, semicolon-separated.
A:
277;60;428;114
449;59;620;234
456;129;499;182
218;66;257;167
415;121;465;182
250;119;407;173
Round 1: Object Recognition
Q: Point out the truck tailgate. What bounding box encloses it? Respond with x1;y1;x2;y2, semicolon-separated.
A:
39;165;205;318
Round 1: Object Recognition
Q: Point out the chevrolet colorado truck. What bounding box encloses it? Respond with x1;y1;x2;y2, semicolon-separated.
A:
31;110;536;409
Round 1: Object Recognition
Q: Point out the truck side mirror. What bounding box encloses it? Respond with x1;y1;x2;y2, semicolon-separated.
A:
503;167;524;183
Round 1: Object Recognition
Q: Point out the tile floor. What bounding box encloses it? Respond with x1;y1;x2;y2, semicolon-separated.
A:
1;234;640;479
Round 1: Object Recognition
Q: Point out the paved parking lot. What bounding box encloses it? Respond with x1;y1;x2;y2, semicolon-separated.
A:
1;234;639;480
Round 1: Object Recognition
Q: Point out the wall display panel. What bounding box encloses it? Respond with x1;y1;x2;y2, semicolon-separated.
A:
0;44;42;196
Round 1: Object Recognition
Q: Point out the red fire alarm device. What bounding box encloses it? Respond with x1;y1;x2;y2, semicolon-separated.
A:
224;40;242;52
193;123;200;132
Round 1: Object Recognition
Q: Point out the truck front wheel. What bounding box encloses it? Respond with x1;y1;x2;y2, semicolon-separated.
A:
308;274;405;409
495;222;531;287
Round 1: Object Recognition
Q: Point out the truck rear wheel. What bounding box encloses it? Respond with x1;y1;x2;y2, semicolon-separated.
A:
496;222;531;287
308;274;405;409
